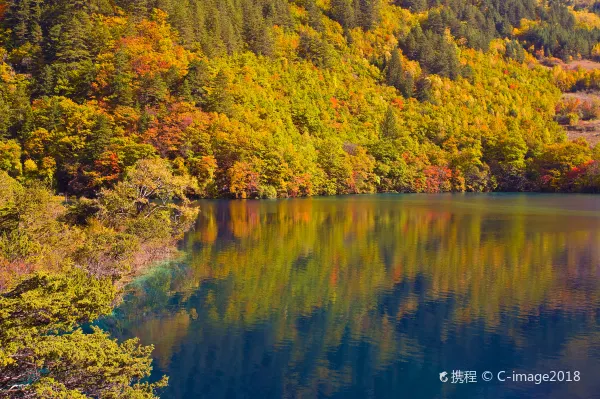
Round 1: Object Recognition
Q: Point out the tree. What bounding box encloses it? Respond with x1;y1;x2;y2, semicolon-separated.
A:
0;271;167;398
6;0;32;46
380;106;401;139
415;76;432;102
385;49;415;97
356;0;380;31
242;2;274;56
0;140;23;177
298;31;334;68
306;0;325;32
505;40;525;63
98;158;196;238
330;0;356;30
385;49;403;90
203;70;234;116
119;0;150;18
400;0;427;12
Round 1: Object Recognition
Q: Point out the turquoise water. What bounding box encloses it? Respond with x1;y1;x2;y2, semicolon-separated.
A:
107;194;600;399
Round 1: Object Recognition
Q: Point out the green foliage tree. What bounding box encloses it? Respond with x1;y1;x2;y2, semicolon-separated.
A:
298;31;334;68
380;106;401;139
0;271;167;398
98;158;196;238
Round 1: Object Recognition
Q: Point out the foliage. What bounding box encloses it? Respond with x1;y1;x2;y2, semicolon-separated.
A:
0;159;197;288
0;0;598;395
0;271;166;398
0;0;596;197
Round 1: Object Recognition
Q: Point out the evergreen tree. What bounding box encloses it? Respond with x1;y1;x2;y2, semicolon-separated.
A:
385;49;403;90
401;71;415;98
381;106;401;139
55;13;91;63
7;0;31;46
243;2;274;56
307;0;325;32
357;0;379;30
110;50;134;106
385;48;415;97
506;40;525;63
204;70;234;116
330;0;356;30
298;31;334;68
118;0;150;19
183;59;209;105
425;9;444;34
403;0;427;12
416;77;432;102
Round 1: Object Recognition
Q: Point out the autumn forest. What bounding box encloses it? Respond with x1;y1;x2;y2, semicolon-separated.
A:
1;0;600;199
1;0;600;397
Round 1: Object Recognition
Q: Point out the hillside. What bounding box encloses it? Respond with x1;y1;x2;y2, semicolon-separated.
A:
560;91;600;146
0;0;599;199
1;1;600;397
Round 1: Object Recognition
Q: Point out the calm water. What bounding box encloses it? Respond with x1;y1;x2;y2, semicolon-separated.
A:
106;194;600;399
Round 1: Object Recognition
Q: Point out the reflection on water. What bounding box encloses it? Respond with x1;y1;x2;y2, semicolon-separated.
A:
106;194;600;399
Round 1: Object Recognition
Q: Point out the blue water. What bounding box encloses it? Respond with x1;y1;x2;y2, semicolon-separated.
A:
107;194;600;398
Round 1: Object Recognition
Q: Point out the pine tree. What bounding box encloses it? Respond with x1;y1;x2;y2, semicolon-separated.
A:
110;51;134;106
55;14;91;63
401;25;423;60
385;49;403;90
416;77;432;102
270;0;292;28
38;64;55;96
159;0;194;44
381;106;400;139
401;71;415;98
204;70;234;116
85;114;114;164
30;0;43;44
243;2;274;56
357;0;379;31
402;0;427;12
506;40;525;63
307;0;325;32
425;10;444;35
183;59;209;104
8;0;31;46
330;0;356;30
299;32;333;68
385;49;416;97
118;0;150;19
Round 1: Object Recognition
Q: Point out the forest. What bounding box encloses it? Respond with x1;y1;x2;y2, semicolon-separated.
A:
0;0;599;397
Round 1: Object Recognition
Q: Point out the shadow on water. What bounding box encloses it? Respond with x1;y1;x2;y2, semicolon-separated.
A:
102;194;600;399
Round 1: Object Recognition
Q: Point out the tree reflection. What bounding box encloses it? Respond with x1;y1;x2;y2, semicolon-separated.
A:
110;195;600;398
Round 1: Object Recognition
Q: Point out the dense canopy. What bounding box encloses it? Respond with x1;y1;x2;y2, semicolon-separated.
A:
0;0;598;198
0;0;599;396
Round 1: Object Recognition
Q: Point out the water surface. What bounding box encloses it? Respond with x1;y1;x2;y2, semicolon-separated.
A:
107;194;600;399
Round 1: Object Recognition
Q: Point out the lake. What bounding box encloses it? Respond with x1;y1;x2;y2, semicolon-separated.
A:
105;194;600;399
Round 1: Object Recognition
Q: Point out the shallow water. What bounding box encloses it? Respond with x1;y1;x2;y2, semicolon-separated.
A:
107;194;600;399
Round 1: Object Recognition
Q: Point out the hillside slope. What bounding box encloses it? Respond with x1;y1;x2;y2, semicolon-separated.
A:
1;0;599;196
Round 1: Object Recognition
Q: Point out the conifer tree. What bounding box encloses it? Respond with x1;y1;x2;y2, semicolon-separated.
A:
385;49;414;96
402;71;415;98
357;0;379;30
330;0;356;30
204;70;234;116
55;14;91;63
381;106;401;139
416;77;432;102
243;2;274;56
307;0;325;32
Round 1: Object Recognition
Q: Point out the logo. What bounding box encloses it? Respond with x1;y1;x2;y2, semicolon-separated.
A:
482;371;494;382
439;371;449;383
